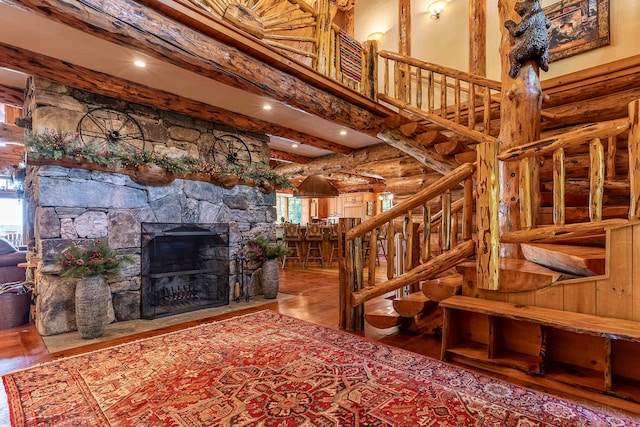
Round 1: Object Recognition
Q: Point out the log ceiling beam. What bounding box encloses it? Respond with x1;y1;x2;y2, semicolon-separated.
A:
0;84;24;107
0;42;353;155
270;149;311;164
274;143;407;178
0;123;24;143
377;128;460;176
14;0;386;136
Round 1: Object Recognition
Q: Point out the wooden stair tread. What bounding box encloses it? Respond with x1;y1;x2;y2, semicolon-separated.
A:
521;243;605;276
440;295;640;342
364;307;401;329
538;206;628;224
392;292;436;317
456;259;567;292
536;233;606;247
422;274;463;301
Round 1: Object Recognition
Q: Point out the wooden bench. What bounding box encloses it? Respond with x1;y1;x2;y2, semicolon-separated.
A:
440;295;640;402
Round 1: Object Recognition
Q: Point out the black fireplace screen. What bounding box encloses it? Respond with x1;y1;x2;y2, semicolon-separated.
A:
141;223;229;319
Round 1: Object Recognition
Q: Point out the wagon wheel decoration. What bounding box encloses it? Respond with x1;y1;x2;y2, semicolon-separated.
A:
211;134;252;168
77;108;148;153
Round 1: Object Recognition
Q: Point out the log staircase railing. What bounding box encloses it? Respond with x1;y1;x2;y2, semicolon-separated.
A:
375;50;501;145
475;100;640;290
338;163;477;331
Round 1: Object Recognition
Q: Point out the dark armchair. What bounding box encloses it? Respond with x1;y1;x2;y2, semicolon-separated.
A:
0;238;26;284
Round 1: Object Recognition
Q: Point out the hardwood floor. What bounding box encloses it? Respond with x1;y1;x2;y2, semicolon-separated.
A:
2;264;640;419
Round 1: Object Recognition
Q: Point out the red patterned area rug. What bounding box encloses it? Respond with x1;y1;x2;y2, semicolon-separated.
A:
3;311;639;426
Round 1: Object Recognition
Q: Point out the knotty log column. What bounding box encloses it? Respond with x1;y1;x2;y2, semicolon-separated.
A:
496;0;544;258
469;0;486;76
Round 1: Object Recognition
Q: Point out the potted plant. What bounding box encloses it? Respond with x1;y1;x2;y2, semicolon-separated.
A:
58;240;133;338
242;236;289;298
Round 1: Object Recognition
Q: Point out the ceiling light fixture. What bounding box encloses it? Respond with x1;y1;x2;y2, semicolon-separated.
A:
291;143;298;148
263;104;272;110
134;60;146;68
339;130;347;136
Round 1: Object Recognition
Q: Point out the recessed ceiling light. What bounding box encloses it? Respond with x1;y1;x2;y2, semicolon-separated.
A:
291;143;298;148
263;104;272;110
340;130;347;135
134;60;146;68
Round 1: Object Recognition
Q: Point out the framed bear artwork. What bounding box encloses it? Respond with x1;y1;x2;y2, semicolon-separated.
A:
544;0;610;62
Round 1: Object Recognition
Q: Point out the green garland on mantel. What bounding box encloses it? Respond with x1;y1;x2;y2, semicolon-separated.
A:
26;129;294;193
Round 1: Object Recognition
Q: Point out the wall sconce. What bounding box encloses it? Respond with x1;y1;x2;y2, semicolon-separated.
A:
427;0;450;20
366;32;385;41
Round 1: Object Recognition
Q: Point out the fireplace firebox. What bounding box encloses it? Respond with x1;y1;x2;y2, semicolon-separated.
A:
141;223;229;319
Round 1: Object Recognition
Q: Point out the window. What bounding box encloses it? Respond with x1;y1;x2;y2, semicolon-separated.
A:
276;194;302;224
288;198;302;224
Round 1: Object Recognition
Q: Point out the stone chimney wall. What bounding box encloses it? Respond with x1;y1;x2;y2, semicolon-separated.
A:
24;77;276;336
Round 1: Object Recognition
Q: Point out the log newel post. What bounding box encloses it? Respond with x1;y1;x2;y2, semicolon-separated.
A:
361;40;378;101
629;100;640;220
497;0;544;260
338;217;364;331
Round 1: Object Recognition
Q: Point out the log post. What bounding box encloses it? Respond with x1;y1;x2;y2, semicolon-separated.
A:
469;0;487;77
339;217;364;331
397;0;411;102
606;136;617;180
497;0;544;258
629;100;640;220
315;0;332;76
361;40;378;100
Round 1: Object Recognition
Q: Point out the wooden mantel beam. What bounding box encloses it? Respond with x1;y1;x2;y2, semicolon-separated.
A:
0;84;24;107
13;0;385;136
0;42;353;155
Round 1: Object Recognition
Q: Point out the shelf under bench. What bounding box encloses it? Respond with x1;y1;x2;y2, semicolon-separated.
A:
440;295;640;402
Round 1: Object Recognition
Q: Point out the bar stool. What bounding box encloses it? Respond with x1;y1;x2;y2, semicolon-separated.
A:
281;223;302;268
329;223;340;267
304;222;325;268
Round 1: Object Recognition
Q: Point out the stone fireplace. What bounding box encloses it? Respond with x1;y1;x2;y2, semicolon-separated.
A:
24;77;276;336
140;223;230;319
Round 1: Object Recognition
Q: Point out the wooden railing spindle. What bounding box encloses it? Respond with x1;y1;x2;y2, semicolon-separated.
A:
404;210;414;272
553;148;565;225
422;203;431;262
442;190;452;251
463;177;473;240
440;74;447;117
629;100;640;220
589;138;604;222
387;219;396;280
468;82;476;131
454;79;461;124
416;68;423;109
483;88;491;134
